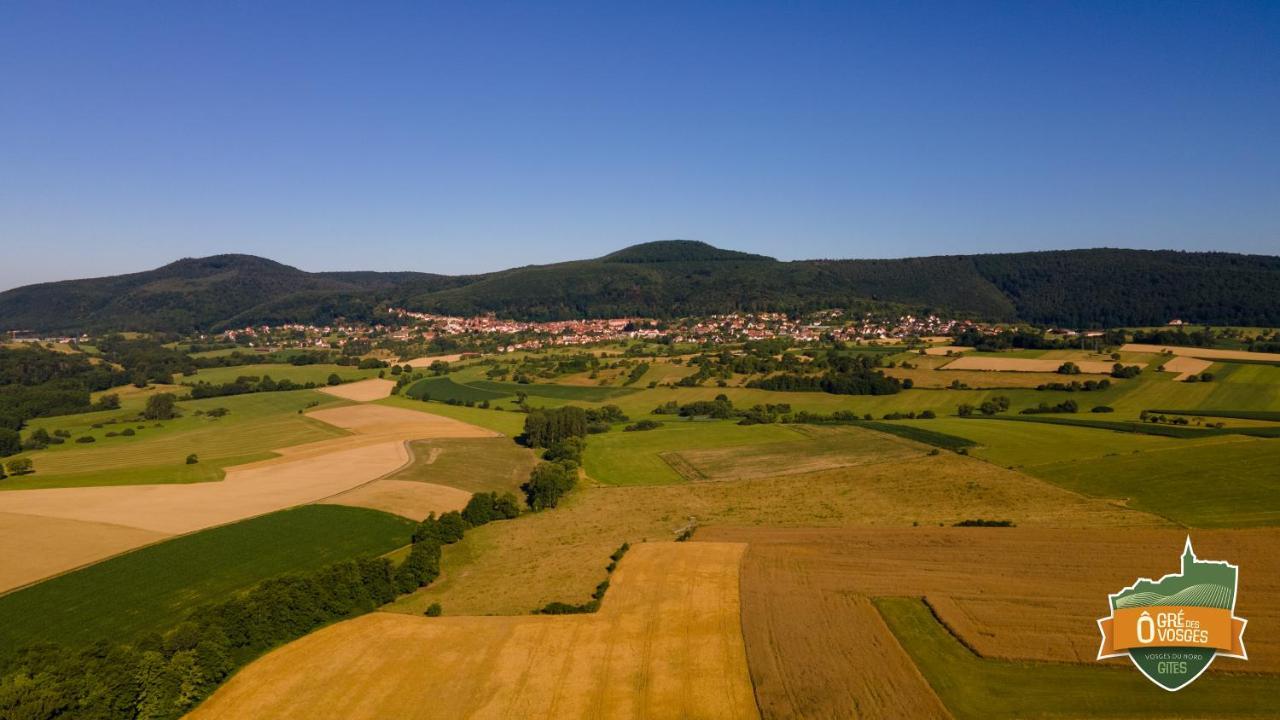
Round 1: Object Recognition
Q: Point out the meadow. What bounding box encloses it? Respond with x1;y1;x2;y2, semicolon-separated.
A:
382;436;536;495
7;390;351;489
0;505;415;652
178;362;381;386
581;420;807;486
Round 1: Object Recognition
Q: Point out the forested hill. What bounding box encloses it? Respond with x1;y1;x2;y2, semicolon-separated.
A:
2;242;1278;332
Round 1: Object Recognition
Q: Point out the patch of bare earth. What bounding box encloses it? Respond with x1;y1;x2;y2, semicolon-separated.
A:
318;378;396;402
187;543;757;720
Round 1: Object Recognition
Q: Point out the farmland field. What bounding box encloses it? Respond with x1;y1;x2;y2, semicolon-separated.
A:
662;424;925;481
698;526;1280;718
468;379;641;402
382;437;536;495
0;403;496;589
189;542;757;720
389;449;1159;618
179;362;381;386
405;376;512;403
0;505;415;652
878;598;1275;719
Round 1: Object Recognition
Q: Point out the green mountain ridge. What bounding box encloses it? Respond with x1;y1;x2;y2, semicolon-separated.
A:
2;241;1279;333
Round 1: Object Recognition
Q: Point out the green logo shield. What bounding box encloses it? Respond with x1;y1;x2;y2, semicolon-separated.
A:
1097;538;1247;691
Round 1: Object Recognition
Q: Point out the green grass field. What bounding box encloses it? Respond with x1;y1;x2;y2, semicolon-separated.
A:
582;420;807;485
404;376;512;403
383;437;536;495
1032;437;1280;527
875;597;1276;718
377;394;526;436
0;506;415;653
7;390;349;490
179;362;380;386
467;379;641;402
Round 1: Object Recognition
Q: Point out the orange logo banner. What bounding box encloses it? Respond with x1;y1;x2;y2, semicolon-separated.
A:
1099;606;1246;655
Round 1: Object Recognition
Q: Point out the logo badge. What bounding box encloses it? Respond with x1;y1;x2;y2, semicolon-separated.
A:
1097;537;1247;691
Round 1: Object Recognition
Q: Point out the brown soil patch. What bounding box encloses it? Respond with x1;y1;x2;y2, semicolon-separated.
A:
941;356;1141;374
699;527;1280;704
317;378;396;402
188;542;757;720
1121;344;1280;363
0;512;171;593
1160;355;1214;381
322;479;471;520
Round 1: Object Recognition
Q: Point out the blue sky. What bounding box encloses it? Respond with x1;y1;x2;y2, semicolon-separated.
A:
1;1;1277;290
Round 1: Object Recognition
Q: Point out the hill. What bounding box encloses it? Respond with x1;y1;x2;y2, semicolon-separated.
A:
2;242;1279;332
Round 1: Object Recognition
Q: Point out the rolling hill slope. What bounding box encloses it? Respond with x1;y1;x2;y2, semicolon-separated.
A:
2;242;1279;332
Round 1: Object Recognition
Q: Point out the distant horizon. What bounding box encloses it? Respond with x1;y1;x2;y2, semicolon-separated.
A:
7;240;1280;292
2;2;1277;291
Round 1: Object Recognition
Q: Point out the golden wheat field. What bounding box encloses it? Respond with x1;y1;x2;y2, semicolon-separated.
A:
697;525;1280;720
187;542;757;720
317;377;396;401
389;452;1164;618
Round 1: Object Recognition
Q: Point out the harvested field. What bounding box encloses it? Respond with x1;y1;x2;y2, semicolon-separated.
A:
0;440;414;534
318;377;396;401
189;542;757;720
0;512;168;593
1159;355;1214;381
698;527;1280;681
389;453;1164;618
662;425;924;481
923;345;973;356
0;506;414;650
306;404;499;439
402;353;466;367
941;356;1141;374
1122;343;1280;363
879;597;1276;719
322;479;471;520
0;403;496;587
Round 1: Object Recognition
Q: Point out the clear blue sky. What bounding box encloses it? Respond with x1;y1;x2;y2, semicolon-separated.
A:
2;1;1277;290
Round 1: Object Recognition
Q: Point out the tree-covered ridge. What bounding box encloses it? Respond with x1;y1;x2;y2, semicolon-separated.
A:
3;243;1280;332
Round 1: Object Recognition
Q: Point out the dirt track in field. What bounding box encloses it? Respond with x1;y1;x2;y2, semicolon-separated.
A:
0;405;496;592
187;542;758;720
318;378;396;401
699;526;1280;719
941;356;1143;374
